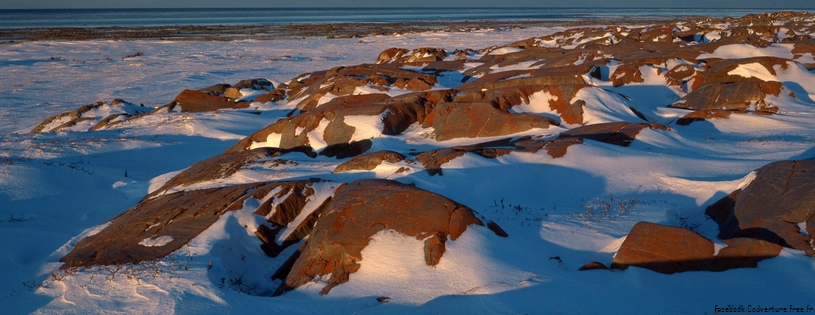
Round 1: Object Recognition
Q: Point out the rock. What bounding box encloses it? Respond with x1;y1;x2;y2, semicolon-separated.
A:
671;81;783;112
159;89;250;113
286;64;440;112
713;237;782;270
148;147;316;199
610;63;645;87
227;90;455;157
415;136;582;176
695;57;789;88
273;179;506;296
254;90;286;103
454;84;590;125
333;150;406;173
706;160;815;256
423;102;558;141
558;122;670;147
676;110;733;125
197;83;232;95
664;64;697;92
376;47;409;64
30;99;152;133
61;180;325;268
578;262;609;271
611;222;715;274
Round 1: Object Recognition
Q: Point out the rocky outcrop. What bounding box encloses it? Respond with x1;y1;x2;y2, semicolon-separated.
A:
147;147;315;199
272;179;506;296
227;90;455;157
61;180;327;268
612;159;815;274
558;122;670;146
671;81;783;113
706;160;815;256
30;99;152;133
157;89;250;113
333;150;406;173
612;222;715;273
423;102;558;141
611;222;782;274
415;123;665;176
285;64;440;112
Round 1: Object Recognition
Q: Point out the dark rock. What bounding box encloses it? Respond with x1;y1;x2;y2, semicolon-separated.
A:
415;136;581;176
578;262;609;271
676;110;733;126
197;83;232;95
558;122;670;147
254;90;286;104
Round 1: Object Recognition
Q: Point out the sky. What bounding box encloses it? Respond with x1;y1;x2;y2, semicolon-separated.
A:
1;0;814;9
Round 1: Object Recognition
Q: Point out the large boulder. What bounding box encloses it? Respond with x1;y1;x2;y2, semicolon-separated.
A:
611;221;783;274
671;81;783;113
706;160;815;256
423;102;558;141
611;222;715;274
61;180;327;268
30;99;152;133
273;179;506;295
333;150;406;173
158;89;250;113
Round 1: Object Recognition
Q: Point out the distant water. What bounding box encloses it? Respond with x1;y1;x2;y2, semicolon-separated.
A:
1;7;812;28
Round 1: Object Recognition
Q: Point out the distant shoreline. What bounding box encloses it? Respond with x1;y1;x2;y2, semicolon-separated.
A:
0;19;694;43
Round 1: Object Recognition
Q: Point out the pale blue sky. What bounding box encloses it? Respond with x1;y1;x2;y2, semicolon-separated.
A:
0;0;813;9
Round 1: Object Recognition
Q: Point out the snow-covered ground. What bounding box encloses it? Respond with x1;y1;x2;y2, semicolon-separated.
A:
2;25;815;314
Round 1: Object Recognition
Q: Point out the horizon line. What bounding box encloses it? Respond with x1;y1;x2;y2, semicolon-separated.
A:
2;6;814;10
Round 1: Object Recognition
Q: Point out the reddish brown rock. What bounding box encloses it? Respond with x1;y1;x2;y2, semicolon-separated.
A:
61;180;323;268
227;90;455;156
610;64;645;87
706;160;815;256
664;64;698;92
611;222;715;274
696;57;789;87
285;64;439;112
578;262;610;271
423;102;558;141
333;150;406;173
713;238;783;270
671;81;783;112
273;179;506;295
254;90;286;103
158;89;250;113
376;47;410;64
